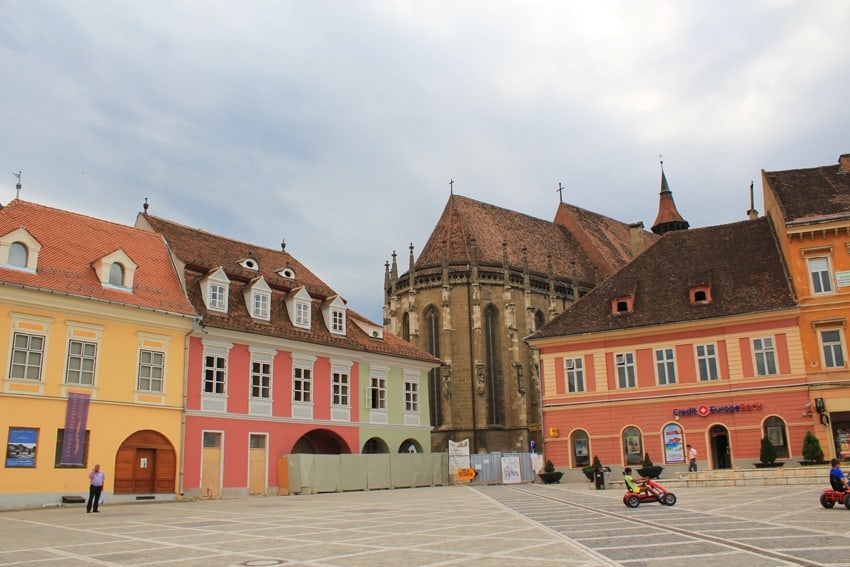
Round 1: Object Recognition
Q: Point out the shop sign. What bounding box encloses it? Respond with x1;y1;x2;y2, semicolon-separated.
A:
673;402;762;418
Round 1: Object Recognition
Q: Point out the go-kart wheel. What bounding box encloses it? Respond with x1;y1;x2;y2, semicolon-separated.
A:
821;493;835;508
662;493;677;506
625;495;640;508
843;493;850;510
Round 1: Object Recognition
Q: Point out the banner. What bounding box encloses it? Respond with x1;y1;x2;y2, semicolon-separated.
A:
59;392;90;465
448;438;470;475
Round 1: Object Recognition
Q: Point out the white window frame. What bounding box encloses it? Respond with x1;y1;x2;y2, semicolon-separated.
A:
293;365;312;403
331;309;345;333
695;343;719;381
820;329;846;369
9;332;45;381
332;369;349;407
295;301;310;328
753;336;778;376
138;349;165;392
807;256;833;295
655;347;676;385
615;352;636;388
65;339;97;385
251;359;272;399
565;357;585;393
202;267;230;313
209;283;226;311
252;292;270;319
404;378;419;412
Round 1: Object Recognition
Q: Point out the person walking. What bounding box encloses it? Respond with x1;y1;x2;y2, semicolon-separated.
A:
687;444;698;472
86;464;105;513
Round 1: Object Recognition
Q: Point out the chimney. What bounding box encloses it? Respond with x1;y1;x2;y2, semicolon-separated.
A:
839;154;850;174
629;222;645;257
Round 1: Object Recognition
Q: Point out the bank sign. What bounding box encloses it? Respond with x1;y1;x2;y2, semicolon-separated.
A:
673;402;763;417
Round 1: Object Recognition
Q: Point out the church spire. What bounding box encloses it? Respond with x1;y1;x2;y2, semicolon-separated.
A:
651;157;690;235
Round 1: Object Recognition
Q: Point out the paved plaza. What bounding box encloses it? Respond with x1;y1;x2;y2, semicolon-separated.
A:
0;482;847;566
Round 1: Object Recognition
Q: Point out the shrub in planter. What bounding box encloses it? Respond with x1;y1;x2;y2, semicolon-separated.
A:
637;452;663;479
754;435;784;467
538;459;563;484
801;431;825;464
583;455;603;481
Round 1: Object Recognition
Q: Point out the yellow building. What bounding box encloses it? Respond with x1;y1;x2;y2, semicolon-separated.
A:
0;200;196;510
763;153;850;460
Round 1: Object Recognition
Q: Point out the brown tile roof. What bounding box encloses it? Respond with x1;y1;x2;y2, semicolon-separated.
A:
531;217;796;338
651;170;689;234
412;194;655;284
140;214;439;364
0;200;196;316
763;156;850;224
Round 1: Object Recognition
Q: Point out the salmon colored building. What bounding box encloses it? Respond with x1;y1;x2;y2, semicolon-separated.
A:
137;213;438;499
763;153;850;460
0;200;196;510
528;215;811;476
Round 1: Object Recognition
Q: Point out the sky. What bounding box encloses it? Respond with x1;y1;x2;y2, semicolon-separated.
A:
2;1;849;323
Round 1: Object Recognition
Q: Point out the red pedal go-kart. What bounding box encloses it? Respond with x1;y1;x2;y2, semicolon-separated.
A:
623;478;677;508
820;475;850;509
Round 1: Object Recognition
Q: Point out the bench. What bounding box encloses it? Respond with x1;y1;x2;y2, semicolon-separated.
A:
61;495;85;504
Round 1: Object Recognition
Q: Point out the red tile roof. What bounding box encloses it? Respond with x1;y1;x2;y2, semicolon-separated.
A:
0;200;196;317
763;157;850;224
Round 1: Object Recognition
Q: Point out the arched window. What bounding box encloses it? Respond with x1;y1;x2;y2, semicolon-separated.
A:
484;304;504;425
571;429;590;468
402;312;410;342
8;242;27;267
623;426;643;465
534;309;545;332
108;263;125;286
763;416;789;459
424;306;442;427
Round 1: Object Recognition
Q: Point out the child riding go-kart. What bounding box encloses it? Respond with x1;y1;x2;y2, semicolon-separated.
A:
622;467;677;508
821;458;850;509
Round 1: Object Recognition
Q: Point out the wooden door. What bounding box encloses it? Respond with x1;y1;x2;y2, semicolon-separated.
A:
201;432;222;499
134;448;155;493
248;434;266;495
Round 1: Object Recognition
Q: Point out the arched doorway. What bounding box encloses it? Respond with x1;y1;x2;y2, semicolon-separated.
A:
362;437;389;453
291;429;351;454
114;430;176;494
399;439;422;453
710;424;732;469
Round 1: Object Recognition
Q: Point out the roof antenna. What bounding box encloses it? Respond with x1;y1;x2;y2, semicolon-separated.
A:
12;171;21;199
143;197;149;213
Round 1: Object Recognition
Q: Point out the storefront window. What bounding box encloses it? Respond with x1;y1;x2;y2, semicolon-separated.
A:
571;430;589;468
623;426;643;465
764;416;789;459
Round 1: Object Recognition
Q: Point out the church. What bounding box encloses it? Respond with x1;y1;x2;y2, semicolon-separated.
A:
383;171;686;454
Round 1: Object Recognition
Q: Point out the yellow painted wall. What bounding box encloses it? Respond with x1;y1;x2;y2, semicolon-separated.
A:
0;287;193;500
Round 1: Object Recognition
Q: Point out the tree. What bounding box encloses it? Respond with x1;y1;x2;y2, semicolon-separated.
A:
759;435;778;464
801;431;824;463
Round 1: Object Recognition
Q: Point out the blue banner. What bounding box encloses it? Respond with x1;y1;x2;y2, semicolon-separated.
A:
5;427;38;467
59;393;90;465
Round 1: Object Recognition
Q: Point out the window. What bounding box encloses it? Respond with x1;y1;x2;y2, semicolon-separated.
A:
293;366;312;402
821;330;846;369
251;360;271;399
571;430;589;468
252;292;269;319
623;426;643;465
332;370;349;406
615;353;636;388
696;344;719;381
9;333;44;381
108;263;125;286
65;340;96;385
405;379;419;412
203;431;221;448
764;416;789;459
565;357;584;393
753;337;778;376
807;257;833;294
370;375;387;410
204;355;227;394
138;350;165;392
655;348;676;385
210;284;226;311
295;301;310;327
424;306;443;427
484;304;504;425
331;309;345;333
8;242;27;267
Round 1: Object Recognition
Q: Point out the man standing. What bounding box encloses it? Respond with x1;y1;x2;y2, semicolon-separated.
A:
687;444;698;472
86;464;105;513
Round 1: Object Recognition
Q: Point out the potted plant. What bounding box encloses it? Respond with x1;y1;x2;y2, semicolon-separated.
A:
583;455;603;482
538;459;564;484
637;453;663;479
754;435;784;467
800;431;825;465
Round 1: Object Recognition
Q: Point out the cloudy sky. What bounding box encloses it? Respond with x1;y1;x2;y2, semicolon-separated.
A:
2;1;849;323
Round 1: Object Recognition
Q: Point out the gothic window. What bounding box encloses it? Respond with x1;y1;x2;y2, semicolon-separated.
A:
402;312;410;342
424;306;442;427
534;309;545;332
484;304;504;426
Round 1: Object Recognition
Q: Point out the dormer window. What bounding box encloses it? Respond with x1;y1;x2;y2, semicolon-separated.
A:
321;295;347;335
93;249;137;291
277;267;296;279
0;228;42;272
285;286;312;329
611;295;634;314
243;277;272;321
690;285;712;304
201;267;230;313
239;257;259;271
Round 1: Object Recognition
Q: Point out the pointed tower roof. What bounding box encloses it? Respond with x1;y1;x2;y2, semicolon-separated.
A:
651;161;690;235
